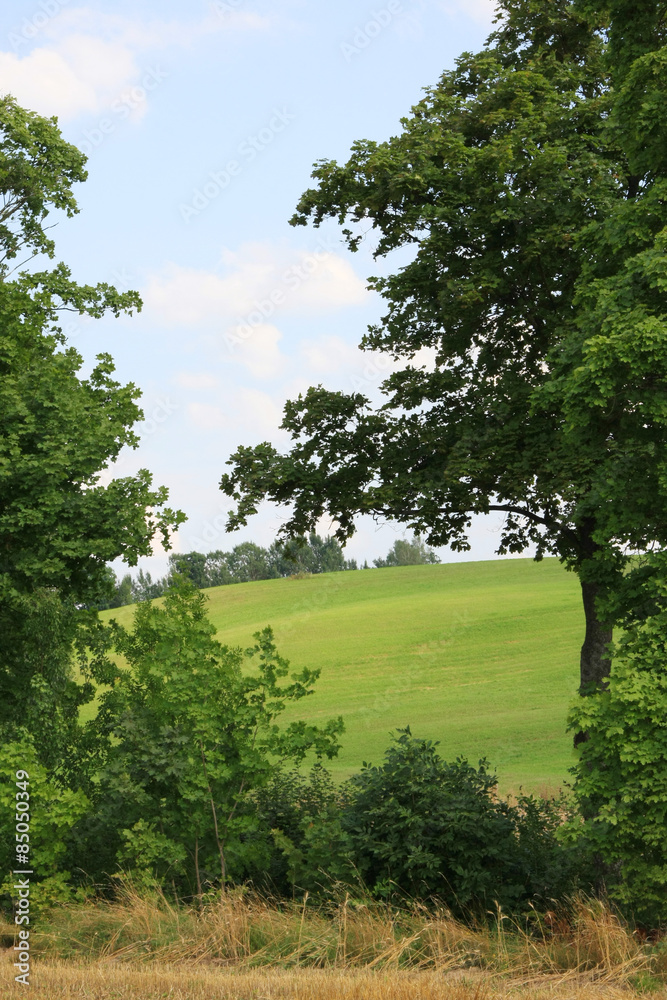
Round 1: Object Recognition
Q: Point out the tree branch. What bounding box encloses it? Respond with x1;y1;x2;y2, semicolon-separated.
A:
373;502;580;547
486;504;552;527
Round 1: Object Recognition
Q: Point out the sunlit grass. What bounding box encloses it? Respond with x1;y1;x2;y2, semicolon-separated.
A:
99;558;583;793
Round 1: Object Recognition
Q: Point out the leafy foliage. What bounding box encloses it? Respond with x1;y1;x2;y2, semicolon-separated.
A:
568;601;667;926
0;98;184;603
251;764;351;895
0;739;90;912
0;591;113;779
93;534;360;609
0;278;184;605
0;95;87;273
341;729;584;914
0;97;184;750
374;535;440;568
85;581;343;893
220;0;667;690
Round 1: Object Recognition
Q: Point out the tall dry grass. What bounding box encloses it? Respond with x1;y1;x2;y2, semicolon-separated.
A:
14;888;660;984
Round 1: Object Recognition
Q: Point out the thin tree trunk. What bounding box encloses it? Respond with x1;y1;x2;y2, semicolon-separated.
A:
194;836;202;899
199;744;226;885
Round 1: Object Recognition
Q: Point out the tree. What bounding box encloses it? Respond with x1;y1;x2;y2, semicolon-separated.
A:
169;552;210;590
0;95;184;606
0;591;100;777
272;532;357;575
88;582;343;892
0;738;90;912
374;535;440;568
0;96;184;769
220;0;667;694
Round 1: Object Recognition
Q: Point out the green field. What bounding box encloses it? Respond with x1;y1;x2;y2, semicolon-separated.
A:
103;557;584;793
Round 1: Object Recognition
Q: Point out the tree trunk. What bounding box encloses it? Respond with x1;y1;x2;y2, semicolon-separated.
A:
194;836;202;899
579;579;612;691
574;579;613;747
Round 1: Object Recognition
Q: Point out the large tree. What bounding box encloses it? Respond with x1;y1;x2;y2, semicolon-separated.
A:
0;96;184;751
0;95;184;605
220;0;667;695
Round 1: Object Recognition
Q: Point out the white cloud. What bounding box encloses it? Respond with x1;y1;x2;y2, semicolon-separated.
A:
176;372;220;389
142;242;369;332
49;6;271;50
187;388;284;440
225;323;286;380
298;334;365;375
187;402;228;431
0;6;269;122
0;47;98;118
233;388;285;438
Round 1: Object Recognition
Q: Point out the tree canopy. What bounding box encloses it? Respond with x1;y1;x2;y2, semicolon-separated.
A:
0;95;185;771
0;95;184;607
220;0;667;691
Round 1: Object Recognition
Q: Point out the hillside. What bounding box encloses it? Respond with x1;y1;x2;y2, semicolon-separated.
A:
103;558;583;793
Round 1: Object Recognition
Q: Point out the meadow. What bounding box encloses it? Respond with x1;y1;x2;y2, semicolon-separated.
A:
103;557;584;793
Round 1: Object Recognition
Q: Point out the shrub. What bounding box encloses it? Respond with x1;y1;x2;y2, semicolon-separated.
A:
86;581;343;895
0;739;90;914
252;764;352;895
568;609;667;926
340;729;582;914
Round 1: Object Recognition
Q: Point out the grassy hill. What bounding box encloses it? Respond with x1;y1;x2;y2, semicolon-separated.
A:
103;557;583;794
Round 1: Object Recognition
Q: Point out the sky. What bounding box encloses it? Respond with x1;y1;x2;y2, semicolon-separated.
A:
0;0;520;577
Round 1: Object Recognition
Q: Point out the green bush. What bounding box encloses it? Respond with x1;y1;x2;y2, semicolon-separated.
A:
568;609;667;926
340;729;583;914
84;581;343;895
252;764;352;895
0;739;90;914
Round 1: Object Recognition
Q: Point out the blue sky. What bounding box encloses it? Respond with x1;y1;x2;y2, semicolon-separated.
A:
0;0;519;576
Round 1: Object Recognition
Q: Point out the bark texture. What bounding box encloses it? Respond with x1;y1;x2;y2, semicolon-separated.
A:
574;579;613;748
579;580;613;691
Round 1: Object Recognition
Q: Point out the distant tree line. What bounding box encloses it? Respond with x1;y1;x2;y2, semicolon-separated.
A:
373;536;440;568
98;534;441;608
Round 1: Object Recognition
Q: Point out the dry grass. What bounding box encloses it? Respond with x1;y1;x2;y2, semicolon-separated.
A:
0;960;660;1000
0;892;663;999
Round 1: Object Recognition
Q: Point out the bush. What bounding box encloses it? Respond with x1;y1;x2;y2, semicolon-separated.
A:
85;581;343;895
568;609;667;926
340;729;583;914
252;764;352;895
0;739;90;914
